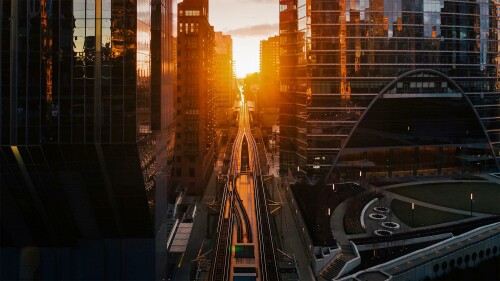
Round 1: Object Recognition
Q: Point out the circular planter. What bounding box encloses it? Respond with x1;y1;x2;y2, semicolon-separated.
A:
368;213;387;221
374;206;390;213
381;221;400;230
374;229;393;236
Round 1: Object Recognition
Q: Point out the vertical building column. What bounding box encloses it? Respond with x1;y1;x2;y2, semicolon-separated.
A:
10;0;18;144
94;0;102;143
0;1;3;142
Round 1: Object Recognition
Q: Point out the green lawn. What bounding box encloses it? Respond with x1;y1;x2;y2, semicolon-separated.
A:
390;182;500;215
391;199;470;228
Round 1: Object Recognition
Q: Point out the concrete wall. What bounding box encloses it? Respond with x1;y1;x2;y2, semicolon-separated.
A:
392;234;500;281
342;223;500;281
337;242;361;278
355;233;453;251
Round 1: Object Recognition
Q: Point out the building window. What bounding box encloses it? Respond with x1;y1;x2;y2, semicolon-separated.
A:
180;22;183;33
176;168;181;177
185;10;200;16
189;168;195;177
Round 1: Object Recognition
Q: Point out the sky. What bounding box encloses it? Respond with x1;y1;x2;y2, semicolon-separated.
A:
209;0;279;78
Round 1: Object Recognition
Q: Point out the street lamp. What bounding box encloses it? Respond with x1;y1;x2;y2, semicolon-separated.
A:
328;208;331;216
412;202;415;227
332;183;335;192
359;170;362;186
470;193;473;216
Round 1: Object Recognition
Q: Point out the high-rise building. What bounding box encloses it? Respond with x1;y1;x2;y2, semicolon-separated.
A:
0;0;175;279
279;0;500;180
151;0;177;277
260;35;280;109
152;0;177;132
214;31;234;124
174;0;216;195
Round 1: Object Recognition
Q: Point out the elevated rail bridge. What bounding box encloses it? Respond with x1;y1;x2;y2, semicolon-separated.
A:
209;98;280;281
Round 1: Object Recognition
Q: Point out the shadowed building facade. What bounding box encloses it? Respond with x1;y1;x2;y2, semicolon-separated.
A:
174;0;216;195
0;0;175;279
279;0;500;180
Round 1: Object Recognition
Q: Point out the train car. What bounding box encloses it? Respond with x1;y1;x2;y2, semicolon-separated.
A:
241;136;250;172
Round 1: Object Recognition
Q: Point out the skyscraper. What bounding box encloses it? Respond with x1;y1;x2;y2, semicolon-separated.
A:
174;0;216;195
279;0;500;180
214;31;234;124
0;0;175;279
260;35;280;109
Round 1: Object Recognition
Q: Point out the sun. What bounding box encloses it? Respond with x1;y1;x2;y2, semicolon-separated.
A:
233;37;261;78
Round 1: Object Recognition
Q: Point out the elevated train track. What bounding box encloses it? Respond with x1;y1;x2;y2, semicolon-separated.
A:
209;100;279;281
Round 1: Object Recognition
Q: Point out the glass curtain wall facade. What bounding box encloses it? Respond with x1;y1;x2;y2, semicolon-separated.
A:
279;0;500;178
0;0;174;279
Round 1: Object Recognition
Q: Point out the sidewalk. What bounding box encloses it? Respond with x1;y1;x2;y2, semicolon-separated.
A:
267;151;316;280
330;197;354;246
274;176;318;281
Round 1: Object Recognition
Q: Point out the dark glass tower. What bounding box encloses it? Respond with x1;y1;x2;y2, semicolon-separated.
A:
279;0;500;180
0;0;175;279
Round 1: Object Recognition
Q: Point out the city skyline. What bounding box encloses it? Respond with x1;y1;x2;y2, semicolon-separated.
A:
1;1;499;280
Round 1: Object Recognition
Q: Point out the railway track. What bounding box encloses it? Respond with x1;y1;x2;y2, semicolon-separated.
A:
210;100;279;280
209;127;243;281
249;135;280;281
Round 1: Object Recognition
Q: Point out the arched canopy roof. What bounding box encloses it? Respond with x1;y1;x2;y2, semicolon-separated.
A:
325;69;498;180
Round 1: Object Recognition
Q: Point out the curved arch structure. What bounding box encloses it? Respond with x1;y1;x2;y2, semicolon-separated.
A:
325;69;498;181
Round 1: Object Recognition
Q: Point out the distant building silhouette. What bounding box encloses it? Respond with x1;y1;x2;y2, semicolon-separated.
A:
260;35;280;109
214;31;234;125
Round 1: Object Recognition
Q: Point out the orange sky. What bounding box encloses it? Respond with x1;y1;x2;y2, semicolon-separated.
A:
209;0;279;78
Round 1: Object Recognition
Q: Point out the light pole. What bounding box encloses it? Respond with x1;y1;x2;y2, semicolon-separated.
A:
411;202;415;227
332;183;335;192
359;170;362;186
470;193;473;216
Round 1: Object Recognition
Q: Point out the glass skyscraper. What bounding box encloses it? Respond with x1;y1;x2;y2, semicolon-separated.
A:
0;0;175;279
280;0;500;180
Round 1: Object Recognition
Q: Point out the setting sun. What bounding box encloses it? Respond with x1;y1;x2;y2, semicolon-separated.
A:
210;0;278;77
